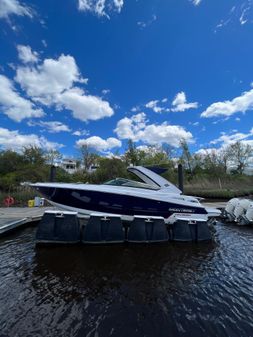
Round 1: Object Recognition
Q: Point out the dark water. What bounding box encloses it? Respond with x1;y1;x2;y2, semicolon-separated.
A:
1;224;253;337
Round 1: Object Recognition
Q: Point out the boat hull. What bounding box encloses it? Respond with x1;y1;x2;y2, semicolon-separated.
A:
36;186;207;221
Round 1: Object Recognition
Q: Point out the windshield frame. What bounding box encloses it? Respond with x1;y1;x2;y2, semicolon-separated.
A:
103;177;159;190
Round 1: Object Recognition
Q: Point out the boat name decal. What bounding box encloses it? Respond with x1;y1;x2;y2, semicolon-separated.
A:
168;208;194;213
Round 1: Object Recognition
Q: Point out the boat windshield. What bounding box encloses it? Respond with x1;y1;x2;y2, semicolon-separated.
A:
103;178;159;190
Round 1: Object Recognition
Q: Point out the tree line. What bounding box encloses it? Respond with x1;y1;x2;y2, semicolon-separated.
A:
0;140;252;193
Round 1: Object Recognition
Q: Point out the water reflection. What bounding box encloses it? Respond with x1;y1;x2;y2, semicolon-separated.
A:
32;242;218;337
33;242;215;301
1;224;253;337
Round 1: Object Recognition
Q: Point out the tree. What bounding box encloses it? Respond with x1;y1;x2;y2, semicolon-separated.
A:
124;139;138;166
80;144;98;171
0;148;50;190
179;140;193;174
202;150;226;176
89;157;128;183
227;141;253;174
0;150;24;175
138;146;171;166
45;149;62;166
0;172;18;191
218;148;230;174
22;146;45;165
162;143;174;159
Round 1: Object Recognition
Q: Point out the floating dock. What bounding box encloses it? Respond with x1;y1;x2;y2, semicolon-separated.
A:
0;207;56;236
0;201;226;237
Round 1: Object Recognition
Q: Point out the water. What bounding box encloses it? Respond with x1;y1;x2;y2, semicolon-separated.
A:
1;223;253;337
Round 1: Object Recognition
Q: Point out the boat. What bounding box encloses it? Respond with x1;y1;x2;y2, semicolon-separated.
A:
31;166;220;222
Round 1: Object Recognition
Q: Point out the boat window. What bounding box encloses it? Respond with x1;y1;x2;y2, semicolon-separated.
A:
111;204;123;209
103;178;159;190
71;192;91;203
99;201;109;206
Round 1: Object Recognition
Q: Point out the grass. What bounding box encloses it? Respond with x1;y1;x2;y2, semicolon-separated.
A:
184;188;253;199
184;176;253;199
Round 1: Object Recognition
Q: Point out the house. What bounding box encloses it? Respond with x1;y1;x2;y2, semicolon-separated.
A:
60;159;78;174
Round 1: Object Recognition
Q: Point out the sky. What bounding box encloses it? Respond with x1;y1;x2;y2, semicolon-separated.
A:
0;0;253;158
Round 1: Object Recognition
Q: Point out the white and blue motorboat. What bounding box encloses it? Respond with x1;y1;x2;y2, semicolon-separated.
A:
31;166;220;222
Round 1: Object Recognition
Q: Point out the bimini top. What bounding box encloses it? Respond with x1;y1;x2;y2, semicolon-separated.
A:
127;166;182;194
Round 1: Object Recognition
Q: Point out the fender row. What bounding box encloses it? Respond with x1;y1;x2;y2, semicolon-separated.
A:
36;211;212;245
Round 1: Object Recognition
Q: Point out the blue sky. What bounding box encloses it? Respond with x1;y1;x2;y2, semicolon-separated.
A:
0;0;253;157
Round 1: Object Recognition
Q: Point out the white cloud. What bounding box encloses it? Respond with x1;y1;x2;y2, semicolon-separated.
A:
210;129;253;146
171;91;198;112
136;144;164;155
0;74;44;122
114;113;193;147
137;15;157;29
59;87;114;122
8;62;16;70
0;0;33;19
113;0;123;12
240;6;250;25
14;53;114;122
105;151;121;159
201;88;253;118
215;7;234;31
134;92;197;114
102;89;110;95
78;0;90;11
145;100;164;113
114;112;147;140
76;136;122;152
216;3;253;32
131;106;140;112
0;127;64;151
72;129;89;136
1;49;114;125
141;124;193;147
196;148;219;156
17;45;39;64
27;120;71;133
191;0;202;5
15;54;87;102
78;0;124;17
41;39;47;48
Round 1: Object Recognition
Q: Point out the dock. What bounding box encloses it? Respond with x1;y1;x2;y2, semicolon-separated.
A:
0;207;56;236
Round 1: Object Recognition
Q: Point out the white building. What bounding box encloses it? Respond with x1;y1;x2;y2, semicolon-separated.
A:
59;159;100;174
60;159;78;174
87;164;99;174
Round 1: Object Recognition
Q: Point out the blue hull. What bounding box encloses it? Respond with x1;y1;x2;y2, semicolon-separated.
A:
37;186;207;218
